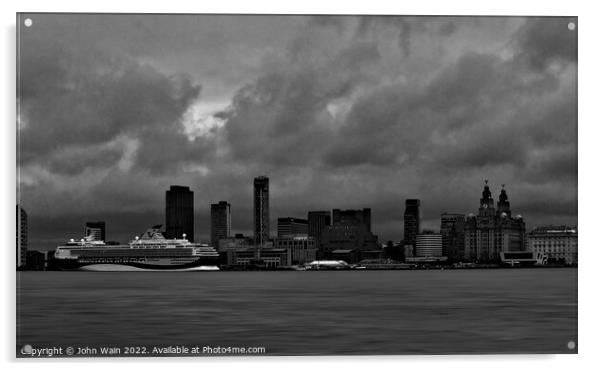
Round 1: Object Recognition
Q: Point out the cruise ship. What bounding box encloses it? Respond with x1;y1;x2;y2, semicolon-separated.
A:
53;225;219;271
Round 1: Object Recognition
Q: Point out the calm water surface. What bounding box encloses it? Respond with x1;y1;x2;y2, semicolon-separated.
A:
16;269;577;355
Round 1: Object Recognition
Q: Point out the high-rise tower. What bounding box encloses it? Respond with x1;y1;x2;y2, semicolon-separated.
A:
165;185;194;241
403;199;421;252
253;176;270;246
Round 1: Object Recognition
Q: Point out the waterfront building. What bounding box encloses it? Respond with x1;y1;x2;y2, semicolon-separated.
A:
332;208;371;232
464;182;526;263
305;260;350;269
403;244;414;260
528;226;577;265
165;185;194;241
218;235;253;250
217;235;253;266
253;176;270;246
403;199;421;254
230;248;288;268
17;205;28;268
384;240;404;261
415;231;443;257
275;236;317;265
331;249;360;264
25;250;46;270
277;217;308;238
320;208;379;262
85;221;106;241
308;210;331;250
440;213;465;261
499;251;544;267
210;201;231;247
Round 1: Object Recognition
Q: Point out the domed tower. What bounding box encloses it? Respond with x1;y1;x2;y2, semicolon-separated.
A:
497;184;511;217
479;180;496;217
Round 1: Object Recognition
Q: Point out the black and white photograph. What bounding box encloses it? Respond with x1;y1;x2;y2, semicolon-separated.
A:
15;11;578;358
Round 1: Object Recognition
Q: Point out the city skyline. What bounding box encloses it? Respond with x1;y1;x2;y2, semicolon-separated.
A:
17;15;577;249
18;177;569;250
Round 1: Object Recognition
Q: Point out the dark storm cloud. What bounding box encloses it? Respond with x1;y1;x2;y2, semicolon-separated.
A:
45;144;124;176
17;15;577;246
322;52;530;168
18;15;219;177
220;39;380;167
514;17;577;70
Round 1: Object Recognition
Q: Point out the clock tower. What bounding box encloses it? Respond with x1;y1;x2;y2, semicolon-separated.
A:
497;184;511;217
478;180;496;217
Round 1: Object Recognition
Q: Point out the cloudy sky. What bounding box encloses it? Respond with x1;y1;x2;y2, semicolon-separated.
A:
17;14;577;249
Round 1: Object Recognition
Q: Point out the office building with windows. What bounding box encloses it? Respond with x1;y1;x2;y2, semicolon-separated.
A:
166;185;194;241
211;201;231;247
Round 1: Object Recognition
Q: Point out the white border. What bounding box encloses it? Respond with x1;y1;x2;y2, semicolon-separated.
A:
2;1;600;370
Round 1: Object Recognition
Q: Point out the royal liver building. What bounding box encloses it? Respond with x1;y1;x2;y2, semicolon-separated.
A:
464;181;526;263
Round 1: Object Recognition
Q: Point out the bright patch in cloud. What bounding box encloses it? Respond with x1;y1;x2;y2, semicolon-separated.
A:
182;101;227;141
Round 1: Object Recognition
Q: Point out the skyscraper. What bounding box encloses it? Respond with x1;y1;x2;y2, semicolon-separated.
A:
85;221;106;241
277;217;308;238
16;205;28;268
165;185;194;241
253;176;269;246
211;201;231;247
307;211;331;246
403;199;421;253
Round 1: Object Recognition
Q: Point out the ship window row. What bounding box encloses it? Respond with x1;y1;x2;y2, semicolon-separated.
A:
73;248;199;253
76;251;196;257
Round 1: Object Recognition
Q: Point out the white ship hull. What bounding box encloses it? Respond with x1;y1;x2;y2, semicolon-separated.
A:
78;264;219;272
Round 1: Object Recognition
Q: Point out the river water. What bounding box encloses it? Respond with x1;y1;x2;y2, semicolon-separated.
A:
16;268;577;356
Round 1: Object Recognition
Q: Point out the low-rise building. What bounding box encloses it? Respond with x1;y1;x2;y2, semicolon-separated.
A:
528;226;577;265
232;248;288;268
415;231;443;258
217;235;254;266
331;249;359;264
25;250;46;270
274;236;317;265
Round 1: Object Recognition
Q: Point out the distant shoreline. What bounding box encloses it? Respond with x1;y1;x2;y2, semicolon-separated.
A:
17;265;577;272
